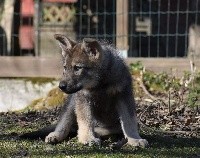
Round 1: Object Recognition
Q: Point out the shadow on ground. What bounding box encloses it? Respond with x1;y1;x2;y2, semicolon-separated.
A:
0;111;199;157
0;132;199;157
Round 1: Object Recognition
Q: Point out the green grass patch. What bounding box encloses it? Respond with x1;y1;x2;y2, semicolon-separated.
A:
0;133;199;158
0;112;199;158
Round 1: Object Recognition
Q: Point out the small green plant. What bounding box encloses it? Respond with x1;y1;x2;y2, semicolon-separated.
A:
129;62;181;94
129;61;144;72
187;72;200;108
143;71;171;93
129;61;200;109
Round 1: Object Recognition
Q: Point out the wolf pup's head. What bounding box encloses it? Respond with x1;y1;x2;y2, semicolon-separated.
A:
55;34;103;94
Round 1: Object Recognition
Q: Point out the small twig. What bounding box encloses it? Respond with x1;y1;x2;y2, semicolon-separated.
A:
138;99;200;137
139;99;167;128
139;71;158;101
168;90;171;114
189;54;196;83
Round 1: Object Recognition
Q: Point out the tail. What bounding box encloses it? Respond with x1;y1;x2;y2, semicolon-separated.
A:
20;125;56;140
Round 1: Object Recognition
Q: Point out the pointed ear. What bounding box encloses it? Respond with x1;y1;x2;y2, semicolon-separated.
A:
54;34;76;57
82;38;102;60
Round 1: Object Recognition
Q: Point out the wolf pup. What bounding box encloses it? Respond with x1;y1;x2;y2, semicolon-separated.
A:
22;34;148;147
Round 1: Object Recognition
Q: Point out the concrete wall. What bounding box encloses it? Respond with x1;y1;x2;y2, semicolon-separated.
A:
0;57;199;78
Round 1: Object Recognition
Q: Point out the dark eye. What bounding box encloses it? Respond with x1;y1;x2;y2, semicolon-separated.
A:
74;65;83;71
63;66;67;71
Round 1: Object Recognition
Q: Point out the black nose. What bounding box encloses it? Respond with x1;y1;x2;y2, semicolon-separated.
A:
59;81;67;91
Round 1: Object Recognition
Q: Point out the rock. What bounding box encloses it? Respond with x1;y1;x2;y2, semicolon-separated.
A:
0;78;59;112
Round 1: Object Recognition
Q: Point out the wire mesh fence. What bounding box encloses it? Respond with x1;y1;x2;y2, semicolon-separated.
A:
129;0;200;57
0;0;200;57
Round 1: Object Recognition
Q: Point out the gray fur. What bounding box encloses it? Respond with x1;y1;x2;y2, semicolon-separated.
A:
22;34;148;147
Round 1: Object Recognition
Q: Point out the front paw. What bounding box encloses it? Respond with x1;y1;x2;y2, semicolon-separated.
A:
45;132;63;144
78;135;101;146
128;138;148;148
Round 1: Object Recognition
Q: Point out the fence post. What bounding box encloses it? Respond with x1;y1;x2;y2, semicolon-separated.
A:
0;0;15;55
34;0;40;56
116;0;128;58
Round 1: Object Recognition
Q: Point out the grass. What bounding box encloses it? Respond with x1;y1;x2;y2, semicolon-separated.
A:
0;134;199;157
0;115;199;158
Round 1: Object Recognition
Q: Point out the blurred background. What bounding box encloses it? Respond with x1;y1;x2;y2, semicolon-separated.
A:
1;0;200;111
0;0;200;58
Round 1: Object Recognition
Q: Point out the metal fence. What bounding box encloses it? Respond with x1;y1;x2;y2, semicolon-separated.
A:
0;0;200;57
129;0;200;57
